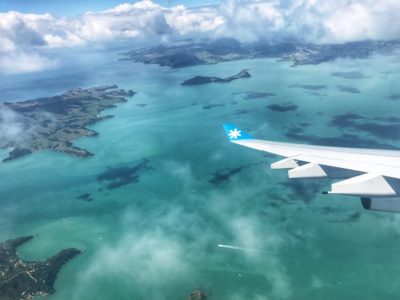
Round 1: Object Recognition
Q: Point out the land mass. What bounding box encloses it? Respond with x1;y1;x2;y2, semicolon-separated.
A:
0;236;81;300
181;69;251;86
122;39;400;68
0;85;135;162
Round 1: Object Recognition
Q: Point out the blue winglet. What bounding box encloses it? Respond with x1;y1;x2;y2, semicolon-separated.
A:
223;123;253;141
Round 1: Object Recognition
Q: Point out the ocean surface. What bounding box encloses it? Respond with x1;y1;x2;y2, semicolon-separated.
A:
1;47;400;300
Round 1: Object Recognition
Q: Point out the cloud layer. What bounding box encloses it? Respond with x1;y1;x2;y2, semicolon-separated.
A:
1;0;400;73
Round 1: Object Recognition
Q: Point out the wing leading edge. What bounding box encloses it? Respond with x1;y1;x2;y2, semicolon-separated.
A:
223;124;400;213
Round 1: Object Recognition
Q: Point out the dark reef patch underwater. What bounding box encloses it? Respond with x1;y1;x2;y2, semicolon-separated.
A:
289;84;327;91
336;85;361;94
77;193;94;202
330;113;400;140
233;91;275;99
96;159;151;189
209;162;264;185
331;71;368;79
267;102;298;112
286;125;400;150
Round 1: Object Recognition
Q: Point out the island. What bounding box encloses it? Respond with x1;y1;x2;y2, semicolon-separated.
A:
0;236;81;300
181;69;251;86
122;38;400;68
0;85;135;162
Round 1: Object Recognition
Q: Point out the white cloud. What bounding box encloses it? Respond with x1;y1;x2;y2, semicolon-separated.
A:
212;0;285;42
322;1;400;43
77;229;192;299
227;216;292;299
1;0;400;73
79;1;170;41
166;5;224;36
0;11;60;74
0;50;59;74
0;107;24;148
84;230;189;282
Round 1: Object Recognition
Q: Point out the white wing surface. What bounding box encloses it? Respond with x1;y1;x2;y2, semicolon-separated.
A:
223;123;400;212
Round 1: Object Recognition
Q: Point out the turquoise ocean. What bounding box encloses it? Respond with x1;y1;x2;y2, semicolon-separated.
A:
1;47;400;299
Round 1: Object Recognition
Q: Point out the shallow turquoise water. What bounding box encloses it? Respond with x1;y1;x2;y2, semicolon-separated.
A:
1;49;400;299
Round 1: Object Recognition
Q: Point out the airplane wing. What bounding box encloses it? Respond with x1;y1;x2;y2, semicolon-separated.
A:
223;123;400;212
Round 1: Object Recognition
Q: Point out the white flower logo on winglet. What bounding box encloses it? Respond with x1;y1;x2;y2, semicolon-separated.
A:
228;128;241;139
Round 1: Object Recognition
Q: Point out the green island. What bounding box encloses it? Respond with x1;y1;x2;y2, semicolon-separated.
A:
181;69;251;86
0;85;135;162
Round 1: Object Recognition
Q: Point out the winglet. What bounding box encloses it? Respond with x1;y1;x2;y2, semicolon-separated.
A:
223;123;253;141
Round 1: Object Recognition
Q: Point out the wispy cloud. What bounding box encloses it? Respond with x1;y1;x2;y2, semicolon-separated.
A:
0;50;59;74
0;106;24;148
227;216;292;299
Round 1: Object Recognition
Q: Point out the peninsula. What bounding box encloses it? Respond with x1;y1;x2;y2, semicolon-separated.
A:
0;236;81;300
0;85;135;162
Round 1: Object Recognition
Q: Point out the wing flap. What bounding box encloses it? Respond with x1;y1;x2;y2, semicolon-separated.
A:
330;173;396;197
271;157;299;169
288;163;327;179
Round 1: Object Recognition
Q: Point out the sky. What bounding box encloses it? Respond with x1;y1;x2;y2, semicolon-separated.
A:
1;0;400;75
0;0;218;16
